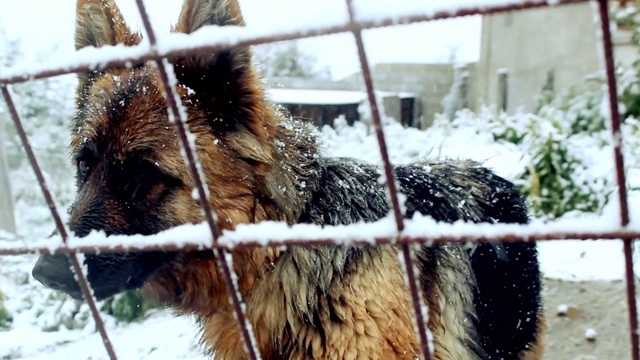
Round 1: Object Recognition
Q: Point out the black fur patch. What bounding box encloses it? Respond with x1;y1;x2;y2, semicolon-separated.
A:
85;251;177;300
172;49;258;134
296;157;541;358
397;163;541;359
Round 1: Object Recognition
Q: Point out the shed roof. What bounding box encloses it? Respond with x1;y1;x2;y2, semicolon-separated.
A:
267;88;367;105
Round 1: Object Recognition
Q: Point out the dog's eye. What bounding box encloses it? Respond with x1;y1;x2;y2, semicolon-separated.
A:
78;160;90;176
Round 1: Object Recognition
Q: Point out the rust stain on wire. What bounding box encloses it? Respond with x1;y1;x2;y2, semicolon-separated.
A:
345;0;433;358
0;86;118;360
596;0;638;359
133;0;261;358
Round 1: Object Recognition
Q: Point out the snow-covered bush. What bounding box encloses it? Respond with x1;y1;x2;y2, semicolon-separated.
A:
34;293;89;332
254;40;330;79
525;90;611;218
0;34;77;234
101;291;160;324
444;94;613;219
536;89;606;136
0;291;12;330
519;130;610;219
623;117;640;170
1;77;77;207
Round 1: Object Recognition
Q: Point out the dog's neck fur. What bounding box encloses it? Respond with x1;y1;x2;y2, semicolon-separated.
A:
144;114;324;357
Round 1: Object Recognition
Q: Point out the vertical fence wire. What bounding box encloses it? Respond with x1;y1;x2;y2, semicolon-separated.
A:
0;86;118;360
132;0;261;358
345;1;433;358
596;1;639;358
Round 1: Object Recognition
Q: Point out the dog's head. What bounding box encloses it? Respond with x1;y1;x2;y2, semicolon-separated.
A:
32;0;308;301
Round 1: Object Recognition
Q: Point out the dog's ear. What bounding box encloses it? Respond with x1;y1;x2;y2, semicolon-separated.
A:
75;0;141;109
172;0;266;136
75;0;140;50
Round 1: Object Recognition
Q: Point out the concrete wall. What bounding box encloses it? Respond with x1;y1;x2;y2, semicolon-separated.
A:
613;28;638;68
340;63;462;128
0;118;16;235
477;2;603;114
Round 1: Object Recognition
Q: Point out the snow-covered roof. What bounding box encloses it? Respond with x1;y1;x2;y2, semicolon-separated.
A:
267;88;367;105
378;90;417;99
267;88;417;105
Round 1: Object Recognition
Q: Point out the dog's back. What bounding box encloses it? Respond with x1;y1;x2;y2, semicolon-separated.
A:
289;156;543;359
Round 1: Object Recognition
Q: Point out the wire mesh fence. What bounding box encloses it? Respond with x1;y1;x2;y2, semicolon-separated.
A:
0;0;636;359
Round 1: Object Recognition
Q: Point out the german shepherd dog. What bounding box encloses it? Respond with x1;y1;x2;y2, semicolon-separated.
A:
32;0;544;358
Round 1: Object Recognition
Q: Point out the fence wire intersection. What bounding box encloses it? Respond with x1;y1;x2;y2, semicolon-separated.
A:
0;0;636;359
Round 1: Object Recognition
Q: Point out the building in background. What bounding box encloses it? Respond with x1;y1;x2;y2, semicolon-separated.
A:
268;88;365;128
267;0;638;128
476;0;637;114
266;78;419;128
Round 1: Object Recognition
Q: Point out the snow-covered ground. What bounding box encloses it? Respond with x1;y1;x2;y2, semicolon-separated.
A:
1;311;206;360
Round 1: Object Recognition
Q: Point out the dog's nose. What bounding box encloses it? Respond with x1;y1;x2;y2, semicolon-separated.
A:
32;255;80;294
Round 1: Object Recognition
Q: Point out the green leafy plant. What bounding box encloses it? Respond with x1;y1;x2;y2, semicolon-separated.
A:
518;133;609;219
0;291;12;330
101;291;160;324
447;92;613;219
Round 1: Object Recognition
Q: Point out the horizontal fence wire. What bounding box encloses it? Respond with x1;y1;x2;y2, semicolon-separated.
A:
0;0;589;85
0;0;636;359
3;228;640;256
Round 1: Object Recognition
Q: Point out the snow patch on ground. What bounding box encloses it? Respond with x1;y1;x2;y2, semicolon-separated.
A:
1;313;205;360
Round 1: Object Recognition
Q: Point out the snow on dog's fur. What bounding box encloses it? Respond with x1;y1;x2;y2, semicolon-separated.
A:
32;0;544;358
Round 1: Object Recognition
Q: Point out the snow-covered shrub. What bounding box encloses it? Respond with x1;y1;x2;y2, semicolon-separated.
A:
523;90;612;218
254;40;330;79
101;291;160;324
445;94;613;219
1;77;76;206
611;3;640;121
0;291;12;330
536;89;606;136
518;130;610;219
32;292;89;332
623;117;640;170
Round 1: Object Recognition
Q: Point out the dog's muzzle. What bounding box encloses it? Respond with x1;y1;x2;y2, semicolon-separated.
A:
32;254;83;300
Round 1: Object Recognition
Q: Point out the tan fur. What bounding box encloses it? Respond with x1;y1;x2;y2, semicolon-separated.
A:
75;0;141;50
247;247;420;359
422;247;480;360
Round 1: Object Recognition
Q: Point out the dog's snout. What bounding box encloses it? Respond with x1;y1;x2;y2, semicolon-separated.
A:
32;255;82;298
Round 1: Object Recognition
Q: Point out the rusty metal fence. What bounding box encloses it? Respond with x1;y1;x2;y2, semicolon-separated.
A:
0;0;637;359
